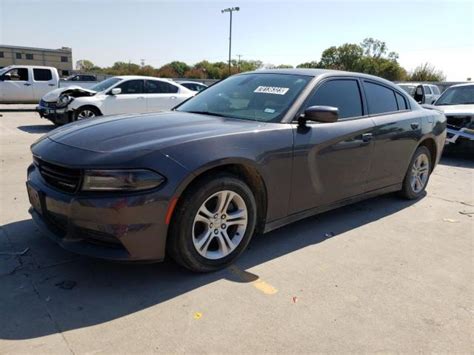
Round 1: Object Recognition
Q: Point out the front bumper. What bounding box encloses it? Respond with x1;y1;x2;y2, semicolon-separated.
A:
37;102;71;125
26;166;170;262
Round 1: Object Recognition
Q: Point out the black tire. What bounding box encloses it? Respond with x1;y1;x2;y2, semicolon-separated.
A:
399;146;432;200
73;106;101;121
168;173;257;272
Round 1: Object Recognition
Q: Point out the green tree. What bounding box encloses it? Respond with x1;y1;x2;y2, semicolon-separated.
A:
296;61;320;68
407;63;446;81
76;59;96;72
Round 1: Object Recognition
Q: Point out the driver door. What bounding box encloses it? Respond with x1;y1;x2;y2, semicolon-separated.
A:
101;79;146;115
290;78;375;214
0;67;34;103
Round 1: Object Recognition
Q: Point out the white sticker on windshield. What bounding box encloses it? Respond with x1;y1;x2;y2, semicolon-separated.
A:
264;108;276;113
254;86;289;95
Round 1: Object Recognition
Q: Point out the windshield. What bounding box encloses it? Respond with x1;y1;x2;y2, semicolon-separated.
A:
90;77;122;92
176;73;312;122
398;84;416;96
435;85;474;105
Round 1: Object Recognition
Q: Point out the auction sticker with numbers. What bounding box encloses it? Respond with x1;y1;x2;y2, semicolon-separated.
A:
254;86;289;95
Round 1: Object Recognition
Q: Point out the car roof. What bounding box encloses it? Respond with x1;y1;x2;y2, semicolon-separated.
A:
448;82;474;88
114;75;175;82
244;68;402;90
178;81;206;85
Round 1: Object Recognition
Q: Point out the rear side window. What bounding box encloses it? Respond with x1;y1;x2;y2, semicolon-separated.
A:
423;85;432;94
117;80;144;94
431;85;440;95
146;80;179;94
395;92;408;110
305;79;363;119
33;69;52;81
364;81;398;115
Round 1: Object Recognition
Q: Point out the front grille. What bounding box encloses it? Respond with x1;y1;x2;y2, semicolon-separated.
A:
40;99;57;108
34;157;82;193
446;115;473;130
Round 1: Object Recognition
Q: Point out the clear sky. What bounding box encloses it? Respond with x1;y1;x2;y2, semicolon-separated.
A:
1;0;473;80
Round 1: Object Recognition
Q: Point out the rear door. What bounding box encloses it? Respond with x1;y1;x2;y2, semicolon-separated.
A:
290;78;375;214
101;79;146;115
0;67;34;103
145;80;186;112
362;80;422;190
32;68;56;101
423;85;434;104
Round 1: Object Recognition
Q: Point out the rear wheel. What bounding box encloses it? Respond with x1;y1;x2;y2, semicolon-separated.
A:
399;146;431;199
168;174;257;272
74;106;101;121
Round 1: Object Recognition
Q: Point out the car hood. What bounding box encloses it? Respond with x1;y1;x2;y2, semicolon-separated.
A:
42;86;96;102
433;104;474;116
45;112;265;153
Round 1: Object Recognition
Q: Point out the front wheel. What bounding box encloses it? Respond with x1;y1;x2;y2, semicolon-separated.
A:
168;174;257;272
399;146;431;199
74;106;101;121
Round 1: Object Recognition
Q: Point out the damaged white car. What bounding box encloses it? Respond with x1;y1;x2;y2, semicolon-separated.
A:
37;76;195;125
433;83;474;152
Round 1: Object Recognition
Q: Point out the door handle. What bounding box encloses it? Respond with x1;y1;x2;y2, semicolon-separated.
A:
410;122;420;130
362;133;373;142
24;83;32;86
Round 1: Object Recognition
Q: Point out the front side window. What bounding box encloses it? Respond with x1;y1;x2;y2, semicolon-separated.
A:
435;85;474;105
177;73;311;122
116;80;144;94
146;80;179;94
305;79;363;119
364;81;398;115
33;69;52;81
3;68;29;81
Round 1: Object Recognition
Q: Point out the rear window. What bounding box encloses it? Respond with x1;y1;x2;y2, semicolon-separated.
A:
146;80;179;94
364;81;398;115
33;69;52;81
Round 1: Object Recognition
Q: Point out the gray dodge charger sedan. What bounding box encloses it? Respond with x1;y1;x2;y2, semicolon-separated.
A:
27;69;446;272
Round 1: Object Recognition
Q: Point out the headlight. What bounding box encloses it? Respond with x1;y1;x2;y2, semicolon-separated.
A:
82;169;165;191
56;95;73;108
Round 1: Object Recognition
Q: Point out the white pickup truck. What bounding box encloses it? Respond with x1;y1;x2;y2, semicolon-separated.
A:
0;65;97;103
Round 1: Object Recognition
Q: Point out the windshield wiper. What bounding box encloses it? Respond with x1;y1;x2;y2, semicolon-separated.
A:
183;110;227;118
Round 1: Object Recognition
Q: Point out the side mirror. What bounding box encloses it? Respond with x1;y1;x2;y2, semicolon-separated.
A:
110;88;121;95
298;106;339;125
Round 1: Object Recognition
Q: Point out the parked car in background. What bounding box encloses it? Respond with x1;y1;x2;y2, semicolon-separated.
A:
398;83;441;104
176;80;208;92
37;76;195;125
432;83;474;151
65;74;97;82
0;65;98;103
27;69;446;272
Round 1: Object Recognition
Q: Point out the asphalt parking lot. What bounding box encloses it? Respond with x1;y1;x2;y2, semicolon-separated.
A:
0;111;473;353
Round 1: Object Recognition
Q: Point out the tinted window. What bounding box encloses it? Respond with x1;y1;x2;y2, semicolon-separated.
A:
423;85;432;94
364;81;398;115
116;80;144;94
435;85;474;105
33;69;52;81
395;92;408;110
305;79;363;118
146;80;179;94
4;68;29;81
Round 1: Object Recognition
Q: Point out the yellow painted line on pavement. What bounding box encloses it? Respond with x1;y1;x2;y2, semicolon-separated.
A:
228;265;278;295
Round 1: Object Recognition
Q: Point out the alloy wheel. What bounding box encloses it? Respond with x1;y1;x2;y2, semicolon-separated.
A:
77;110;96;119
192;190;248;260
410;153;430;193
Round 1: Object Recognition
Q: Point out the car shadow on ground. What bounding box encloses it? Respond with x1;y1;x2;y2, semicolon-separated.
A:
439;151;474;168
0;192;421;340
17;124;56;134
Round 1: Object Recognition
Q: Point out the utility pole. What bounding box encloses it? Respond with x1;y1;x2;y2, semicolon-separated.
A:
221;7;240;76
